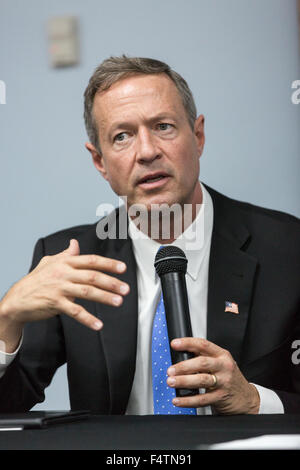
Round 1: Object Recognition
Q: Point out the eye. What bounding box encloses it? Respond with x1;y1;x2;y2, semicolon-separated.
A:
114;132;129;143
157;123;173;131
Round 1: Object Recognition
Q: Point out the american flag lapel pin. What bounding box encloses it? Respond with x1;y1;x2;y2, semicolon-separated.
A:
225;301;239;314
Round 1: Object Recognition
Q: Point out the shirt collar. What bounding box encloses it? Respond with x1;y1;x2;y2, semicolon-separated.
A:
128;182;214;282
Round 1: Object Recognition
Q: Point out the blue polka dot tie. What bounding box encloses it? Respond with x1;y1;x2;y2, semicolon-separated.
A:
151;293;197;415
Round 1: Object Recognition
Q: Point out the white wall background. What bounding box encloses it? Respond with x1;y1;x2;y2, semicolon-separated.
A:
0;0;299;410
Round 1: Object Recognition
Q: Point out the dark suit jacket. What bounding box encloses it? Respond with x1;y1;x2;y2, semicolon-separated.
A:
0;185;299;413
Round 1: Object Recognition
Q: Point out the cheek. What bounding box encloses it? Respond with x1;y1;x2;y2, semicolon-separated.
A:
177;149;200;186
172;140;199;172
104;158;133;192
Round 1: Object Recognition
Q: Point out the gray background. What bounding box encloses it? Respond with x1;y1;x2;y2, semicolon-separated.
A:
0;0;299;410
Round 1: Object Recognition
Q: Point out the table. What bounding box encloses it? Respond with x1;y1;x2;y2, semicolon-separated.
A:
0;414;300;450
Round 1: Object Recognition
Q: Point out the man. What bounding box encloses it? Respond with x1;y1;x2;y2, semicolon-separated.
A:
0;56;299;415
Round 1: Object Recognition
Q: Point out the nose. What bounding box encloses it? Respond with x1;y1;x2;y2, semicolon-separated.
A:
136;127;161;164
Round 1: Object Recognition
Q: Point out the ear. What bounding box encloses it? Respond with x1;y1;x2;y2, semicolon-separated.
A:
85;142;109;181
194;114;205;157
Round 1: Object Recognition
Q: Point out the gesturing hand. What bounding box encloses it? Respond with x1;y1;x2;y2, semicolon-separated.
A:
0;239;130;333
167;337;260;415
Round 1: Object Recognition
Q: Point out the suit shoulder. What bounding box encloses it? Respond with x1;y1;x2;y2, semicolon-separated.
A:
205;184;300;228
231;198;299;228
43;223;96;241
40;222;97;254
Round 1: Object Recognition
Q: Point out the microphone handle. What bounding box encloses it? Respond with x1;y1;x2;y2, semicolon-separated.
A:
160;272;198;398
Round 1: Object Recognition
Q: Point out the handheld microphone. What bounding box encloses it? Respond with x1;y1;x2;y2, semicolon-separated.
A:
154;246;197;398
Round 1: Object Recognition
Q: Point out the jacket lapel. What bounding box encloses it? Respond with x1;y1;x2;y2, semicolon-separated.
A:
96;238;138;414
205;186;258;365
78;208;138;414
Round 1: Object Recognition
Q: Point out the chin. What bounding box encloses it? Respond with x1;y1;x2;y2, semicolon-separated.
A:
140;195;179;210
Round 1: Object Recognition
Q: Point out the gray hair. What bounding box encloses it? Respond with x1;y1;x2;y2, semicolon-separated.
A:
83;55;197;153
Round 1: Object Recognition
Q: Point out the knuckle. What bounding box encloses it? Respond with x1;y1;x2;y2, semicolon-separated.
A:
70;304;82;318
81;285;90;297
224;350;233;360
220;352;234;370
87;254;98;266
200;357;209;369
223;356;235;373
227;360;235;374
200;338;209;349
88;272;97;283
198;393;207;404
180;362;189;373
222;376;231;388
110;279;119;291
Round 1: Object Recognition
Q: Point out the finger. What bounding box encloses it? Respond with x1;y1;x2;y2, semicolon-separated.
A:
172;389;220;408
171;337;224;357
68;254;127;274
63;239;80;256
58;298;103;331
167;356;221;376
68;269;130;296
63;282;125;307
167;373;217;390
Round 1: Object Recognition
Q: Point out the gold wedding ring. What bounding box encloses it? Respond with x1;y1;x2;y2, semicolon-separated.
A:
210;373;217;388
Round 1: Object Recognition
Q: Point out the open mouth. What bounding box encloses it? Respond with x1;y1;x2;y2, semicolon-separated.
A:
138;172;169;184
137;173;170;189
142;175;165;183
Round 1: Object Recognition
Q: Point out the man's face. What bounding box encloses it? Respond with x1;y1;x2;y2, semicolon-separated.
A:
86;73;205;210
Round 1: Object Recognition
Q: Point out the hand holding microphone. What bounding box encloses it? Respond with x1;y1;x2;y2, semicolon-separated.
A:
154;246;260;414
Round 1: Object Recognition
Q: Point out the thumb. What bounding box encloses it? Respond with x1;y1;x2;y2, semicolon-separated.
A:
64;239;80;256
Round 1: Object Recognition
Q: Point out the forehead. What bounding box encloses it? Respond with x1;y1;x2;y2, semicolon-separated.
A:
93;73;185;128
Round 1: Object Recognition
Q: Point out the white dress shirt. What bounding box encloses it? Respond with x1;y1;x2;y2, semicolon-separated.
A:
0;183;284;414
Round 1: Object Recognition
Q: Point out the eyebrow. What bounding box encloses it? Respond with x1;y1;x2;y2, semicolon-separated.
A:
108;113;178;135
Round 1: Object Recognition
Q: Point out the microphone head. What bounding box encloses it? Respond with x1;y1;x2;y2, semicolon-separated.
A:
154;246;187;276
